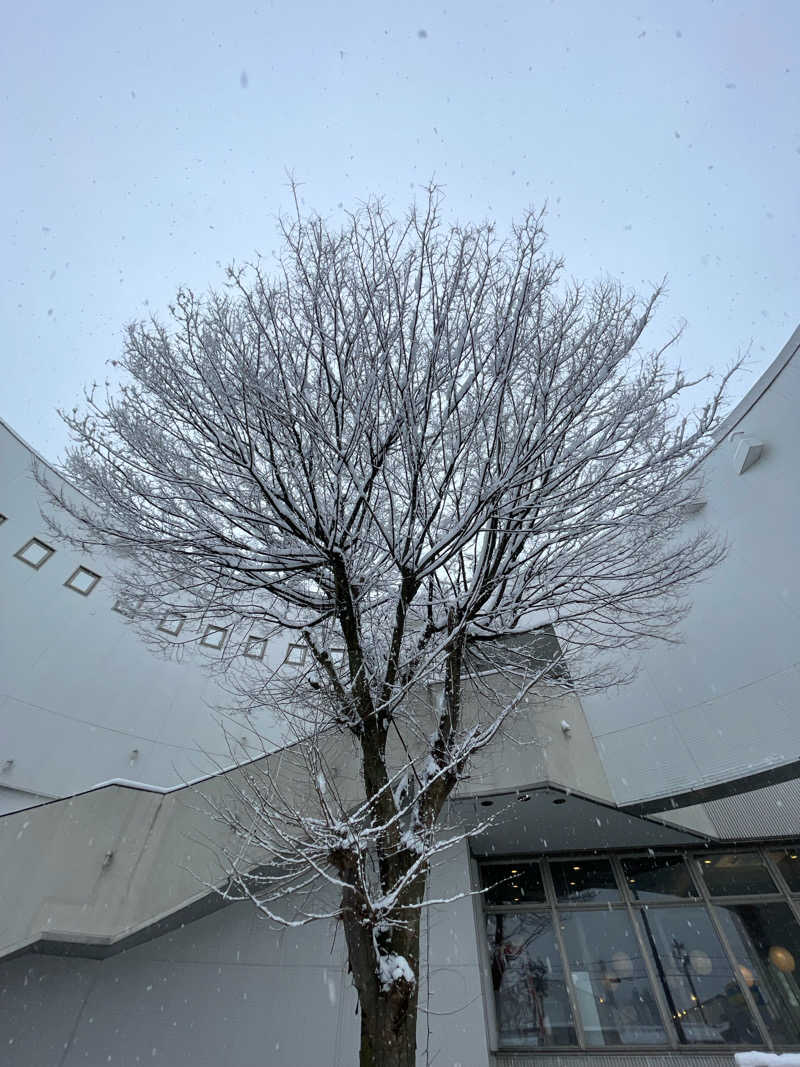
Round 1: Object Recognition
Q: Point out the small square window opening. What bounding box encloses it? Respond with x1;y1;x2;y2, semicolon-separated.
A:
158;614;186;637
200;625;227;650
14;537;56;570
243;636;268;660
64;566;102;596
112;596;143;616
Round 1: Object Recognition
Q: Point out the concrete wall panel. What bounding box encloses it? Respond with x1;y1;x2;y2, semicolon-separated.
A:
583;328;800;804
0;840;488;1067
0;417;288;799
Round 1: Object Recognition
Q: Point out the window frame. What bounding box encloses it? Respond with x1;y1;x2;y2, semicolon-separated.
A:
64;565;102;596
476;842;800;1054
284;642;307;666
13;536;56;569
243;635;268;660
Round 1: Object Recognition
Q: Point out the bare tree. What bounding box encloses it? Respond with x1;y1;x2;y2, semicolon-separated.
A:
40;190;737;1067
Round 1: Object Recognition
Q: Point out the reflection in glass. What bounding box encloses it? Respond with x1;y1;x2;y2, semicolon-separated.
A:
487;913;577;1047
699;853;777;897
558;910;666;1045
638;905;761;1045
550;858;620;903
714;902;800;1044
768;847;800;893
622;854;698;901
481;862;546;906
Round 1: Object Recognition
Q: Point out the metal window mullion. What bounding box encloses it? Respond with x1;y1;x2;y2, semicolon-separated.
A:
609;855;680;1049
484;905;551;915
696;893;783;905
630;897;703;908
541;857;587;1050
613;853;635;907
785;894;800;929
688;854;775;1052
630;894;779;908
761;845;799;902
684;847;709;897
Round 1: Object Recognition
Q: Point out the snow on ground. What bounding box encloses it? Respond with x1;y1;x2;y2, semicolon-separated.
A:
735;1054;800;1067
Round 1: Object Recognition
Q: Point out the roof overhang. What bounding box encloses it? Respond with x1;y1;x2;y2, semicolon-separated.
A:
450;782;707;857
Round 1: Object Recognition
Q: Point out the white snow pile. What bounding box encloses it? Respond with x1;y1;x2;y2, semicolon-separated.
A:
377;953;415;991
735;1054;800;1067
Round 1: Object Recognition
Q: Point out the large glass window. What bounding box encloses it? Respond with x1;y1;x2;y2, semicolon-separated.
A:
559;909;666;1045
713;902;800;1044
550;858;619;903
637;905;760;1045
698;852;777;897
487;912;576;1046
481;862;545;907
481;842;800;1052
622;854;698;901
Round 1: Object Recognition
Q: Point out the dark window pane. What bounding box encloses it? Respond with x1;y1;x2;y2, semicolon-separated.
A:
698;852;777;896
550;858;620;903
481;863;546;906
638;905;762;1045
487;913;577;1047
558;909;667;1046
714;902;800;1045
768;847;800;893
622;854;699;901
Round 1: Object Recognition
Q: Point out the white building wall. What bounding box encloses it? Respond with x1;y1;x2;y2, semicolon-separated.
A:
0;418;290;799
3;326;799;813
581;325;800;805
0;838;489;1067
0;411;612;808
2;328;799;1064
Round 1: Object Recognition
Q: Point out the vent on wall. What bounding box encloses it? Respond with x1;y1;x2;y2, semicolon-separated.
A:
704;778;800;839
731;432;764;474
495;1055;736;1067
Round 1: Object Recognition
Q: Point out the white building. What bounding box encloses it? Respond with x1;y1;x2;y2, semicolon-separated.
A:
1;325;799;1065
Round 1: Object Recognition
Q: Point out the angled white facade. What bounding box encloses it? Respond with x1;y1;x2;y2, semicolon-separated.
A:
582;327;800;811
0;419;294;809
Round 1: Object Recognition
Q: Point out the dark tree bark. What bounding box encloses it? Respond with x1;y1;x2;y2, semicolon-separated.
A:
342;887;421;1067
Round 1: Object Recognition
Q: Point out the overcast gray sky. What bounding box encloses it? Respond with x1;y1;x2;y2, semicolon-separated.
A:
2;0;798;459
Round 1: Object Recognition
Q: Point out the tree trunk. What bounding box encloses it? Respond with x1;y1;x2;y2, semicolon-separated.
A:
355;986;418;1067
341;888;420;1067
